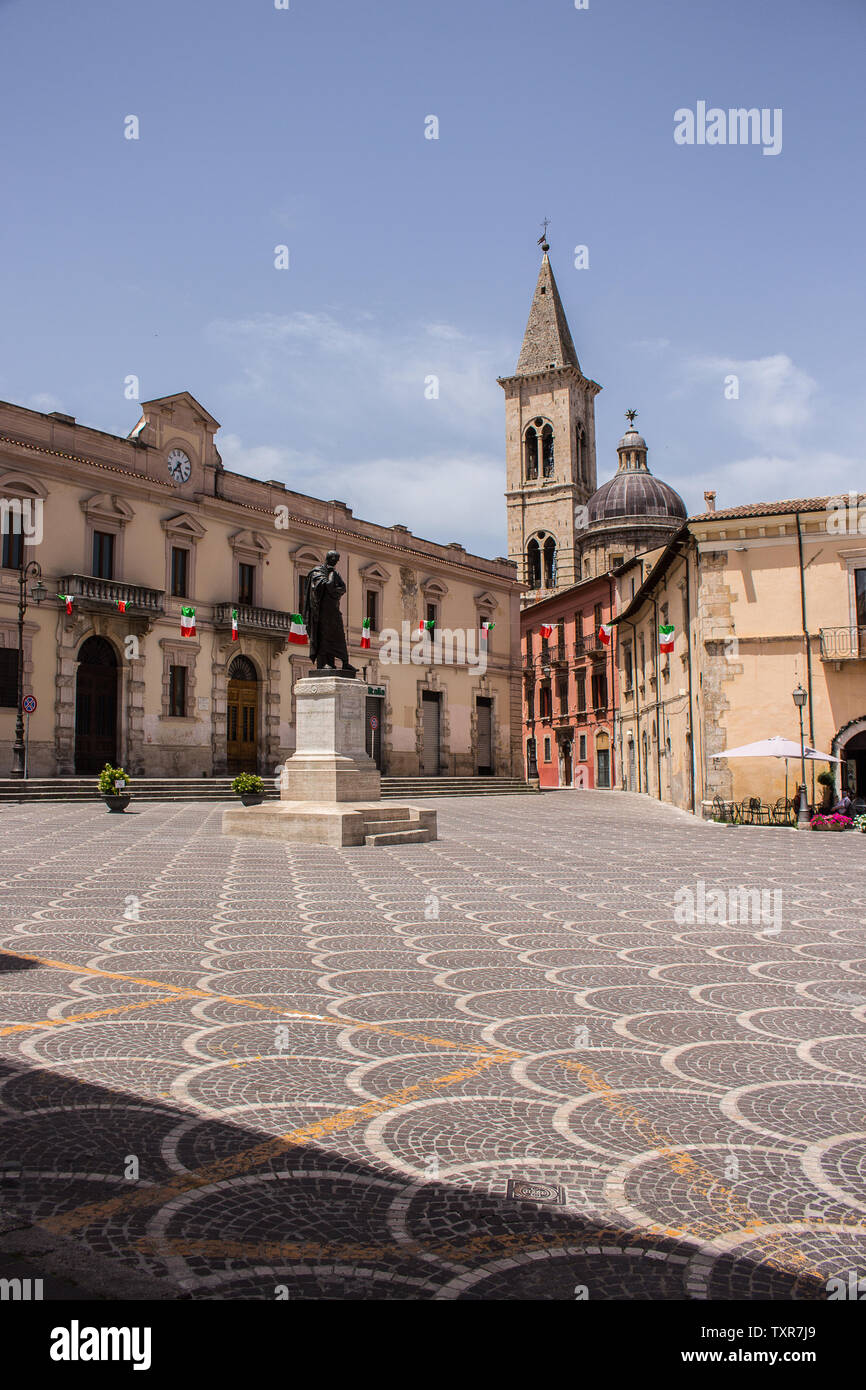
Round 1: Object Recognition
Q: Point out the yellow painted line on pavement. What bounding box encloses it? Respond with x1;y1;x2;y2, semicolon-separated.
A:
0;993;198;1037
39;1051;509;1237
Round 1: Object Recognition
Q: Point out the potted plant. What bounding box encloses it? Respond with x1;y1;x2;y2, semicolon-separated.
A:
817;769;836;810
231;772;265;807
809;811;853;832
98;763;131;812
852;814;866;834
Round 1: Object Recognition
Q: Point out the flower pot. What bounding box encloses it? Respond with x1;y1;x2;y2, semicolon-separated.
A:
103;794;131;813
240;793;265;807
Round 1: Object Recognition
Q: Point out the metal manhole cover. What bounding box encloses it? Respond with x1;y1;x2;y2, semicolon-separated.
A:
506;1179;565;1205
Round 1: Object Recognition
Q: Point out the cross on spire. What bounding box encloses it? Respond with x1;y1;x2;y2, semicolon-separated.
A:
537;217;550;251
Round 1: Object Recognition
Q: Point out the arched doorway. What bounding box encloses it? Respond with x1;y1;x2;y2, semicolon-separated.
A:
835;718;866;811
75;636;118;773
226;655;259;774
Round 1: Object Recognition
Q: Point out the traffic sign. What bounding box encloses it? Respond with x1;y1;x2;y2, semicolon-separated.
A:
22;695;36;714
369;715;379;730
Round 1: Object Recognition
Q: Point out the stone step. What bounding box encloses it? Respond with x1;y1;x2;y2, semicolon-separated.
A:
0;776;535;802
363;819;417;834
364;828;433;846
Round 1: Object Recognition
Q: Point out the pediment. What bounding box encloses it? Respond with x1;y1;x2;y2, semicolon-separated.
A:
0;471;48;498
139;392;220;432
474;590;499;611
359;561;391;584
80;492;135;523
421;576;449;597
161;511;207;540
230;528;271;555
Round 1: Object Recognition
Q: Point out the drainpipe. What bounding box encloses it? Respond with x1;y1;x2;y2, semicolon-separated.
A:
683;543;696;812
795;512;817;807
628;617;641;794
608;572;616;787
653;597;662;800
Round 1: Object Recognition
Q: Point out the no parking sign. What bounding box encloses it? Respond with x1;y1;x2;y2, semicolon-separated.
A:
22;695;37;714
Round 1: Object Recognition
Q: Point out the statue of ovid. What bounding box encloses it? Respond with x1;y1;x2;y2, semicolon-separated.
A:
303;551;356;677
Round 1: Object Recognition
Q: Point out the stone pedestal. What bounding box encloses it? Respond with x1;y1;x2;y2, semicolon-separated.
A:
222;676;437;848
280;676;380;802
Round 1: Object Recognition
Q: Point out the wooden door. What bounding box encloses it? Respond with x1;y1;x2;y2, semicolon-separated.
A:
421;692;440;776
75;637;117;774
227;679;258;773
476;698;492;775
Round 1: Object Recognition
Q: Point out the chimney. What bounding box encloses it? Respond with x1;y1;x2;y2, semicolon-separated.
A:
703;490;716;512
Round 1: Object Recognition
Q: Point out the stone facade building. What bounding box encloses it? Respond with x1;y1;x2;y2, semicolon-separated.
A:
0;392;523;779
521;572;617;790
610;494;866;815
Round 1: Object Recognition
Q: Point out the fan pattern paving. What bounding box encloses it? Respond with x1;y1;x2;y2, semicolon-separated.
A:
0;793;865;1300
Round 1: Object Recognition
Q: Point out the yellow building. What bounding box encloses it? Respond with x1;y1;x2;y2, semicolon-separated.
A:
612;493;866;815
0;393;523;779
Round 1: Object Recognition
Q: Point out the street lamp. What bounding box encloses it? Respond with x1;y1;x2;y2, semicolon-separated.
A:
792;683;810;829
10;560;46;778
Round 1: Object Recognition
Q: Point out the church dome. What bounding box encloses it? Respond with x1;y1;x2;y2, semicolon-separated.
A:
587;471;687;523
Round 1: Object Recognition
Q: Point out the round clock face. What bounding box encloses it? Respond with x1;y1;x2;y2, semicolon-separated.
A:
167;449;191;484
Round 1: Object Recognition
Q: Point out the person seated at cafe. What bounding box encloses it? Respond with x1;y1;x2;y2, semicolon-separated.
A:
832;789;853;815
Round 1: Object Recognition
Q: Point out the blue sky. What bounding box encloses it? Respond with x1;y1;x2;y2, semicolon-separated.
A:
1;0;863;556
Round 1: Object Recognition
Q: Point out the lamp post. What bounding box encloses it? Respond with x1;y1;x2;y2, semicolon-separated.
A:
10;560;46;778
792;683;810;829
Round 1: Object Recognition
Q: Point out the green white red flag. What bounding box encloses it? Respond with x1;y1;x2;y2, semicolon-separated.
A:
598;623;612;646
58;593;73;614
180;606;196;637
231;608;239;641
288;614;308;645
481;620;495;643
659;624;675;653
419;619;435;632
116;599;126;614
540;624;553;639
360;617;371;649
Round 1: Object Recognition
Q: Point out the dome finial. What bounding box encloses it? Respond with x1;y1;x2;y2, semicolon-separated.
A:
625;408;638;426
537;217;550;254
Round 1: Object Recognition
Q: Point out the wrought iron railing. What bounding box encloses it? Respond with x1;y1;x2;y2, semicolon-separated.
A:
58;574;164;613
820;626;866;659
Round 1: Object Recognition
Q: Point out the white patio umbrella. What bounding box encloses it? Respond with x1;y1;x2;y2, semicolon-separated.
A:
711;736;841;807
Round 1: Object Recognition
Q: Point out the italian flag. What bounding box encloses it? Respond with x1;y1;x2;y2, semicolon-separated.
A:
540;624;553;639
231;608;239;641
481;620;495;642
116;598;127;614
659;624;675;653
288;613;308;645
180;606;196;637
419;619;435;632
58;593;73;614
598;623;612;646
360;617;371;649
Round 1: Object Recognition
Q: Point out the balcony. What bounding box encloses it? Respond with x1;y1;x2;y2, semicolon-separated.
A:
820;626;866;660
574;636;586;658
551;647;568;666
214;602;295;635
58;574;164;614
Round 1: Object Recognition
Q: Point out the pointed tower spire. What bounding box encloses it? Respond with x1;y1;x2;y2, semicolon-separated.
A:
515;242;580;376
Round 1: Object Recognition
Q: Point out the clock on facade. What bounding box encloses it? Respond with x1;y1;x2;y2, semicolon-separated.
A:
166;449;191;484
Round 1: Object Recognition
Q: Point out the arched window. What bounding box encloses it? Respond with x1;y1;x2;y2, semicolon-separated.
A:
541;425;554;477
524;427;538;480
526;539;541;589
543;536;557;588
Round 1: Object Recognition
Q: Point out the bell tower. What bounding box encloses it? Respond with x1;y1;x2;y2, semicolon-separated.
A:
499;237;601;599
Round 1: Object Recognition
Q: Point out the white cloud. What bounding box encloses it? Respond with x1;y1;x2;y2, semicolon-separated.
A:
206;309;510;553
685;352;818;446
217;432;507;558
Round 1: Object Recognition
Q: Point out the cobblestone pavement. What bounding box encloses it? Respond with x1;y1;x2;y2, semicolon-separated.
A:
1;792;865;1300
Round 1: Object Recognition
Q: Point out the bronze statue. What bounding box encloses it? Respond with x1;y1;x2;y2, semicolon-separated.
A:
303;551;356;675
